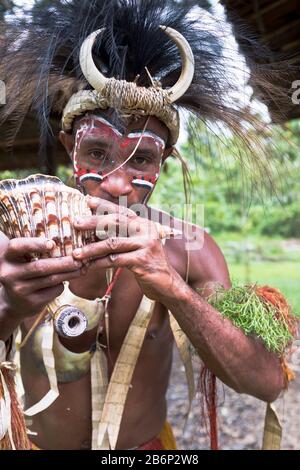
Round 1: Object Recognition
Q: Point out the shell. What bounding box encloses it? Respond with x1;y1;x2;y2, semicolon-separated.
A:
0;397;9;440
0;174;96;258
53;305;88;338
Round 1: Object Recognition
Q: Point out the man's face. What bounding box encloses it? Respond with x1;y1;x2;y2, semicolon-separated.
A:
59;112;172;206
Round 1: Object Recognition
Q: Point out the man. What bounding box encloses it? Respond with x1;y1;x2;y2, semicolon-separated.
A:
0;0;290;450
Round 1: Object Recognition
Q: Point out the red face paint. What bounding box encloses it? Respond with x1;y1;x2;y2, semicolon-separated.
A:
72;115;165;192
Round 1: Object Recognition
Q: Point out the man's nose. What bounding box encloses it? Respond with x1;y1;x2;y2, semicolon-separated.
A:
99;170;132;198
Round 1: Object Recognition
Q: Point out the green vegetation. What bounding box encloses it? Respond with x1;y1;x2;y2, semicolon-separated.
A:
228;261;300;316
211;233;300;316
151;120;300;238
150;119;300;315
206;284;294;354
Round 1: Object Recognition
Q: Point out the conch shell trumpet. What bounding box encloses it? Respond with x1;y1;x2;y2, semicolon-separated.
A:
0;174;96;338
0;174;96;259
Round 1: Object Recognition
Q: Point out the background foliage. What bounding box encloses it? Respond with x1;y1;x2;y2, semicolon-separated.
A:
0;0;299;312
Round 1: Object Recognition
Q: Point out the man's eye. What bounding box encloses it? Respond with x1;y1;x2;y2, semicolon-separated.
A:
132;156;149;165
89;150;105;160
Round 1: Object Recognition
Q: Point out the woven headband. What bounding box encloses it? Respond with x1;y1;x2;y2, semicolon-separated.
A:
62;26;195;145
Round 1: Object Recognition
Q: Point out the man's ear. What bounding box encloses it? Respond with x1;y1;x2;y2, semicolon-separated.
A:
162;146;174;163
59;131;74;158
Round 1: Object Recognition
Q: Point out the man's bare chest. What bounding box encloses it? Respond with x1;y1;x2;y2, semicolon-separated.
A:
22;267;170;355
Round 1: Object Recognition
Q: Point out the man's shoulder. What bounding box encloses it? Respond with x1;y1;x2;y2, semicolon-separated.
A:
165;220;225;269
175;226;230;288
150;207;229;286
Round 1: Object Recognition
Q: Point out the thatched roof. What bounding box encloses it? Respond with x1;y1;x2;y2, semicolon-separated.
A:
0;115;69;172
222;0;300;121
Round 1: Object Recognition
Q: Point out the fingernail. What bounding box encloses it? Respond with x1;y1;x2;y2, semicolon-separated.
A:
73;249;82;258
46;240;54;250
88;196;99;204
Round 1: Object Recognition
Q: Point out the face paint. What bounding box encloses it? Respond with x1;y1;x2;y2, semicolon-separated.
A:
71;114;165;193
131;175;158;190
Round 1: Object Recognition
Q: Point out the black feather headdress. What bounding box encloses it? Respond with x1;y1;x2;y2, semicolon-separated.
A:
0;0;295;185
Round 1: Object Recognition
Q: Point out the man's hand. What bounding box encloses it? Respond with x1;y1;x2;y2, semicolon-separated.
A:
73;196;181;301
0;235;84;320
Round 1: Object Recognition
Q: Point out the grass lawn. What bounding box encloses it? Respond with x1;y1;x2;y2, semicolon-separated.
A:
228;262;300;316
213;234;300;316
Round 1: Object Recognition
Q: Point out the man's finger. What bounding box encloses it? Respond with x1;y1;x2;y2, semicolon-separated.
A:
89;249;146;270
73;236;149;260
5;237;54;261
19;256;83;279
18;268;84;294
74;214;101;231
86;195;137;218
0;231;9;257
30;284;65;306
75;212;152;238
75;213;126;234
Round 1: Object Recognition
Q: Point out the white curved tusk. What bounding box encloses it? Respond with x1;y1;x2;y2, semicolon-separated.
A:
159;25;195;103
80;26;194;103
79;28;108;92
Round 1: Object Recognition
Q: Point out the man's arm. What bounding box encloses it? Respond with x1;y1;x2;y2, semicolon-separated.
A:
73;199;286;403
159;231;285;403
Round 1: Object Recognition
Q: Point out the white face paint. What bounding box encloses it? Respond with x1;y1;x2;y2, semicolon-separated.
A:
127;131;166;148
72;114;166;190
85;114;123;135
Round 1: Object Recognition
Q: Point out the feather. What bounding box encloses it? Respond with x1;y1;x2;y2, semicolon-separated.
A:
0;0;296;194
